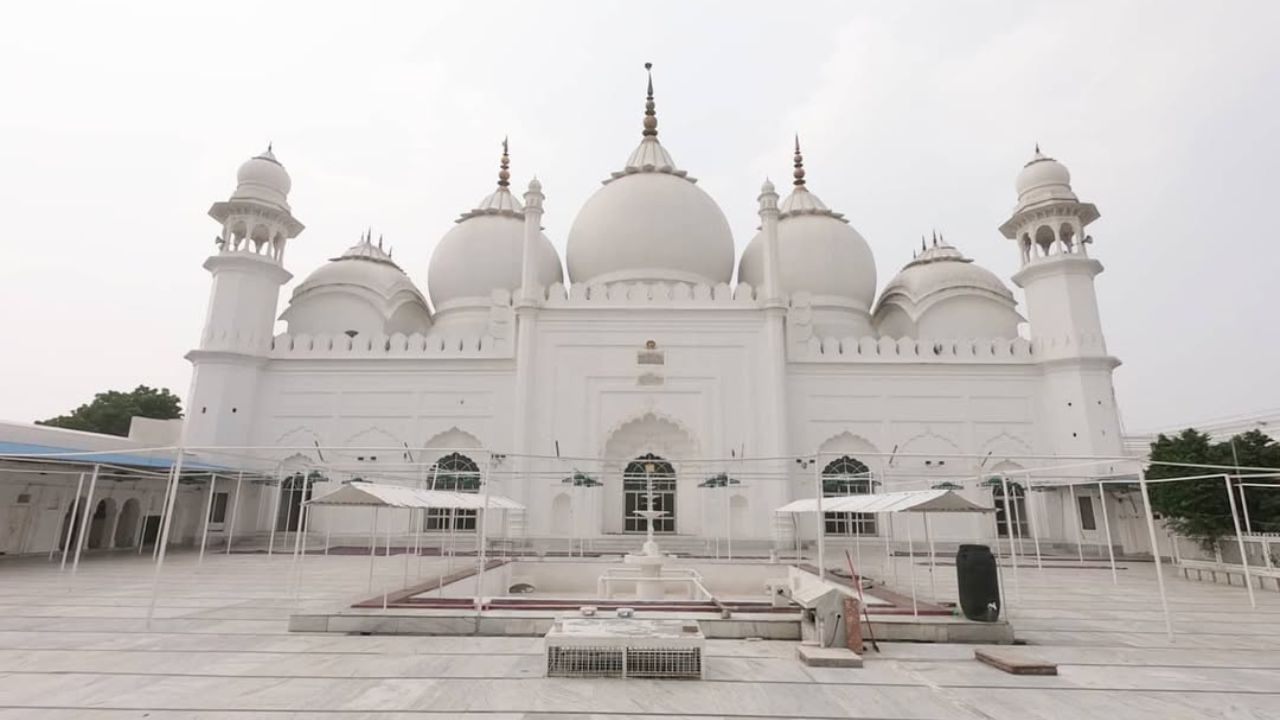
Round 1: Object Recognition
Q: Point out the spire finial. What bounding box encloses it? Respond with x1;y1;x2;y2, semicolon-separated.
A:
378;234;384;250
792;134;806;187
497;136;511;188
1034;142;1041;155
922;235;927;252
267;141;273;153
642;62;658;138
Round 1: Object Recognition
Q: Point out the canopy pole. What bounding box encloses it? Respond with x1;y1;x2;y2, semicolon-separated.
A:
990;510;1010;620
268;473;283;557
1097;482;1118;584
888;512;898;585
294;500;310;604
1068;482;1085;565
999;475;1021;601
475;453;494;612
225;472;242;555
403;509;412;588
923;511;937;603
59;472;86;570
906;510;918;616
448;508;457;579
367;507;378;593
1026;479;1044;572
1136;465;1173;641
724;484;732;562
1010;479;1027;562
292;481;307;561
813;456;826;580
1224;474;1256;608
1240;485;1254;535
324;517;331;557
792;512;801;562
199;474;217;565
153;466;174;561
291;496;307;577
137;494;148;555
877;474;891;579
283;481;297;557
71;464;100;575
146;449;185;629
414;508;423;578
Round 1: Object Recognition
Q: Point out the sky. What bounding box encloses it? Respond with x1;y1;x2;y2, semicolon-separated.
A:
0;0;1277;434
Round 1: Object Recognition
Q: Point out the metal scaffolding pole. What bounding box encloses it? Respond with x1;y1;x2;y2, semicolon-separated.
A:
198;474;217;565
71;464;101;574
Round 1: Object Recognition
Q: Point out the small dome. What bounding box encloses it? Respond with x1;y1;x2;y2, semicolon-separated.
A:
739;186;877;309
283;234;431;336
1014;147;1076;210
874;237;1021;339
428;181;563;311
232;146;292;210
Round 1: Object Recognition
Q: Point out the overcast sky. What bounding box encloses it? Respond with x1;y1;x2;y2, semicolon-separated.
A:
1;1;1277;433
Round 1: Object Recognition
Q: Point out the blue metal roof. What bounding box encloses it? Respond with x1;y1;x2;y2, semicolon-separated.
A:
0;441;230;472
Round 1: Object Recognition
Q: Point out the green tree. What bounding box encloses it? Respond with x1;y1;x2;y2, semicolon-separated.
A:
1146;429;1280;546
37;385;183;437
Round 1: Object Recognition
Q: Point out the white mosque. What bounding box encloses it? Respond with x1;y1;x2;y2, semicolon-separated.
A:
164;65;1144;554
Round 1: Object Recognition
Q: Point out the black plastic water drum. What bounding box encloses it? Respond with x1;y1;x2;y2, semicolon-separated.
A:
955;544;1001;622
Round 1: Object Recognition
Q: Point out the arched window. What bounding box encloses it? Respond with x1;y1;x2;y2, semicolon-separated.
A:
990;479;1029;538
822;456;876;536
425;453;480;531
277;470;323;531
623;453;675;533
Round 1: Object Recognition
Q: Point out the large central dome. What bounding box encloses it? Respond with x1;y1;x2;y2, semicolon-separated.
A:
566;66;734;286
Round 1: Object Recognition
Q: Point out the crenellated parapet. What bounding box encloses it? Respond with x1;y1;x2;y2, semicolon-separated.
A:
542;280;758;307
790;334;1036;363
269;330;513;359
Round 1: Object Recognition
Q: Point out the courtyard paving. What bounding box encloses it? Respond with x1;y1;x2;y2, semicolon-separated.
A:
0;548;1278;719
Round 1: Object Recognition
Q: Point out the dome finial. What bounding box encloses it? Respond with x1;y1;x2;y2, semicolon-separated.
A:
792;134;806;187
498;136;511;188
642;62;658;138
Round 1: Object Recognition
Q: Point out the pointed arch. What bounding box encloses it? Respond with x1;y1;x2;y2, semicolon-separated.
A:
817;431;880;459
601;411;698;461
273;427;324;463
979;431;1033;463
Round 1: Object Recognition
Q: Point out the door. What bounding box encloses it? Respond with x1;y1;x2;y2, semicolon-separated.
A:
623;454;675;533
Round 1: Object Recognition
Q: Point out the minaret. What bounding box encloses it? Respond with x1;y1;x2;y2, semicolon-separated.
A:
758;176;793;544
184;147;304;450
511;164;544;520
999;147;1122;458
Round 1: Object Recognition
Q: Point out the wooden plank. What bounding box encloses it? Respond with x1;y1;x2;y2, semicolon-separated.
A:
974;648;1057;675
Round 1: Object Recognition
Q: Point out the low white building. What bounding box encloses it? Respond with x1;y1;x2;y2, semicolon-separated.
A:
2;69;1145;558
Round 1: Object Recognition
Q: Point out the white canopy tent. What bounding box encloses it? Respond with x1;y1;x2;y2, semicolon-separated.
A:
306;481;523;511
776;489;996;616
298;481;525;608
776;489;994;515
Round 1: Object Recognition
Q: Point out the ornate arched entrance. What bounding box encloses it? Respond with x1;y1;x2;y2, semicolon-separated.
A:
601;413;698;535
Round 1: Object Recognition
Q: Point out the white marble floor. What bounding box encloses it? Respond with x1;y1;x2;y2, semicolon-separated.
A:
0;549;1278;719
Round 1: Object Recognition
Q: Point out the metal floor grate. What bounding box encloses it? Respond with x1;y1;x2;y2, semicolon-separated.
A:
546;645;702;679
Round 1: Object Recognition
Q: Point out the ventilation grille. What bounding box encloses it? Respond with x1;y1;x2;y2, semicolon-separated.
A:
15;493;31;504
546;645;701;679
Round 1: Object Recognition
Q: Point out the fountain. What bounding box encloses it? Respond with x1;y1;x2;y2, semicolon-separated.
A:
623;506;672;599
